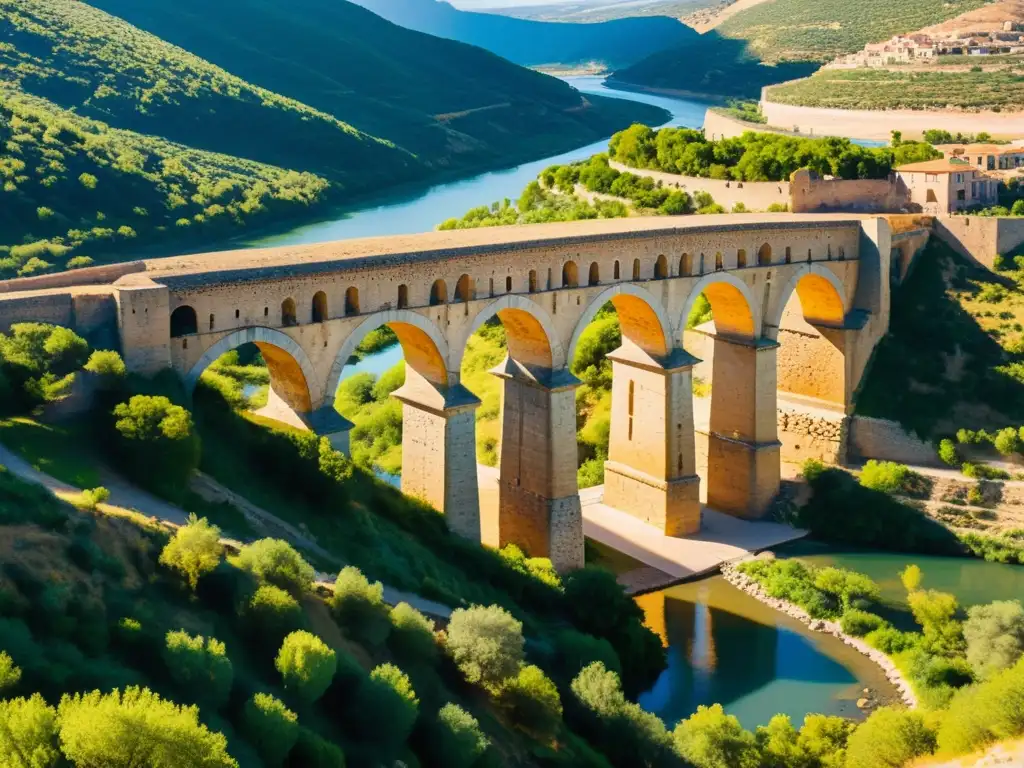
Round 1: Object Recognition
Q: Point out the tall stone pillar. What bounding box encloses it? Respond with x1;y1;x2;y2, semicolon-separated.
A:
603;346;701;536
391;374;482;542
701;334;781;518
490;359;584;572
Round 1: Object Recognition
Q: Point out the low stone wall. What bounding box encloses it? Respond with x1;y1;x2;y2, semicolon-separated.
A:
703;108;818;142
760;91;1024;141
790;169;908;215
722;559;918;708
607;160;789;211
935;215;1024;271
0;261;144;293
777;405;847;464
848;415;939;466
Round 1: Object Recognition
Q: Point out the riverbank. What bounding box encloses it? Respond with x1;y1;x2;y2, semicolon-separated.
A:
603;77;730;105
722;557;919;709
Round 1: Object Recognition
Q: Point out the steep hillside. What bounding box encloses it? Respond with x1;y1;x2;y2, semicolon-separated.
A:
610;31;817;98
348;0;693;67
87;0;670;169
715;0;987;63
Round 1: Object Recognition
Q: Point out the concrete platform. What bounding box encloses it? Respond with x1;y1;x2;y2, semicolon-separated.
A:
477;465;806;589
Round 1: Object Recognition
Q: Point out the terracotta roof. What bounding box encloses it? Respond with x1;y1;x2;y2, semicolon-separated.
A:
938;143;1024;156
896;158;984;174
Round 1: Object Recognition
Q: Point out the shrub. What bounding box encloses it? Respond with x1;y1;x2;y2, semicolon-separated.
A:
429;703;489;768
159;514;223;590
0;322;89;410
84;350;126;381
844;707;935;768
245;585;304;646
236;539;314;596
331;566;390;646
801;458;826;482
858;460;909;493
445;605;524;691
276;631;337;703
936;657;1024;756
908;589;964;656
993;426;1022;456
866;626;919;655
389;602;437;664
65;256;94;270
0;693;58;765
938;438;959;467
553;629;622;681
287;728;345;768
110;395;200;495
840;609;885;637
57;687;237;768
357;663;419;745
673;703;760;768
162;631;233;709
499;664;562;740
242;693;299;767
0;651;21;692
963;599;1024;680
77;486;110;510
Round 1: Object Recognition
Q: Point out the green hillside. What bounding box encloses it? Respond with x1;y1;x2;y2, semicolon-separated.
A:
716;0;986;64
0;90;328;277
86;0;669;168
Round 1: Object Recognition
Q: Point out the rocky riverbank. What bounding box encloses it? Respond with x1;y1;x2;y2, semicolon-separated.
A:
722;557;919;709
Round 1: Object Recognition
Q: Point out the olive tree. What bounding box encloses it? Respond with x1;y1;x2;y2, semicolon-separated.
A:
445;605;524;691
159;515;223;590
275;631;336;703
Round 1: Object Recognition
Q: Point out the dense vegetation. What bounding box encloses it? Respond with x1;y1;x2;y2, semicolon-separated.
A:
766;68;1024;112
348;0;693;67
437;181;630;230
716;0;986;63
609;124;940;181
86;0;668;169
856;239;1024;439
611;31;818;98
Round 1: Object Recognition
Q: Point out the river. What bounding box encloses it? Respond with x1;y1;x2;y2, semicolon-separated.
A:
240;78;1009;732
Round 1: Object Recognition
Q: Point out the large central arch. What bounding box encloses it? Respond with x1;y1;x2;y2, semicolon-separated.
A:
568;284;673;363
456;295;564;374
679;273;759;341
185;326;320;414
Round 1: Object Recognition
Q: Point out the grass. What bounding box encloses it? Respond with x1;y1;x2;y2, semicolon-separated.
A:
0;417;102;488
766;67;1024;112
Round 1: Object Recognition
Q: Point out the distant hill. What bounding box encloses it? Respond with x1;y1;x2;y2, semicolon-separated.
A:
348;0;694;67
87;0;669;169
610;31;817;98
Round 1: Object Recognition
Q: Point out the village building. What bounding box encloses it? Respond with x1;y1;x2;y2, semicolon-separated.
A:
894;158;999;214
937;142;1024;172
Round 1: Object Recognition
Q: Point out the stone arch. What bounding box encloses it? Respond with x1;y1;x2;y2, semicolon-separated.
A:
766;264;847;332
327;310;450;396
568;284;673;362
281;297;297;327
185;326;320;413
613;260;621;280
679;272;759;340
430;279;447;306
312;291;328;323
170;305;197;337
458;295;565;372
737;248;747;268
344;286;359;316
680;253;692;276
632;258;641;280
563;261;578;288
589;262;600;286
758;243;772;266
715;252;723;271
397;284;409;309
529;270;538;293
455;274;473;302
654;254;668;279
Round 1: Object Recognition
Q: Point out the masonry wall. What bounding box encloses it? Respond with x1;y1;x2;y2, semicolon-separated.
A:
935;215;1024;270
777;405;847;463
790;170;909;214
848;415;939;466
0;262;145;294
607;160;790;211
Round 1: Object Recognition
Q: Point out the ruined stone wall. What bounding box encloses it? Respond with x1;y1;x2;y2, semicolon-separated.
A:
607;160;790;211
777;405;847;463
848;415;939;466
790;170;909;215
935;215;1024;270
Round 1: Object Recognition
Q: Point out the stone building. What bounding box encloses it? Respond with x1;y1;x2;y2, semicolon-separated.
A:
938;142;1024;172
894;158;999;214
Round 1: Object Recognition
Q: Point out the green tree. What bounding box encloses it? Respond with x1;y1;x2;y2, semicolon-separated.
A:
936;657;1024;756
236;539;314;596
162;630;233;709
673;704;760;768
331;566;390;646
288;728;345;768
445;605;524;691
245;585;304;647
901;564;923;593
110;395;200;493
0;693;58;768
56;687;237;768
357;663;419;745
0;651;22;693
908;589;964;656
242;693;298;767
389;602;437;664
83;350;126;381
858;461;909;493
843;707;935;768
275;631;336;703
159;514;223;590
0;323;89;410
937;438;958;467
796;714;854;768
499;664;562;741
430;703;489;768
963;599;1024;680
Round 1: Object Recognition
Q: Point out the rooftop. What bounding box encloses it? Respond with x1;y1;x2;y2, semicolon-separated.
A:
895;158;986;174
939;143;1024;156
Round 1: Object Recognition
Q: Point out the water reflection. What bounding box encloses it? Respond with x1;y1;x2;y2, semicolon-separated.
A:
638;577;866;729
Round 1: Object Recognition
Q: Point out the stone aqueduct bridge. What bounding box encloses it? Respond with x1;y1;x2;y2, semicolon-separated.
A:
111;214;892;571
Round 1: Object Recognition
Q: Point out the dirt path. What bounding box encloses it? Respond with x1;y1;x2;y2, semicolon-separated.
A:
0;444;452;619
